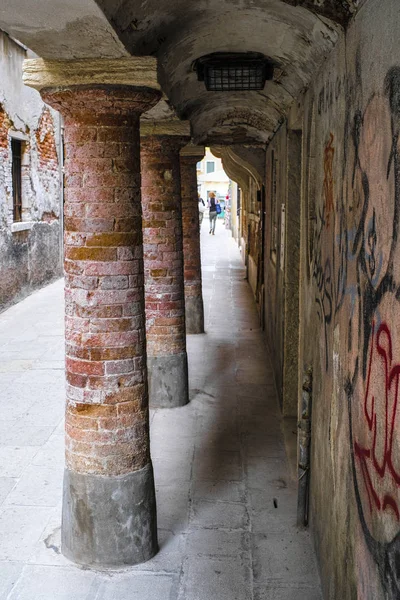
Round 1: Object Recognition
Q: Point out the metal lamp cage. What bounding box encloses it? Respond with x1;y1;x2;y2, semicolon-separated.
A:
196;54;274;92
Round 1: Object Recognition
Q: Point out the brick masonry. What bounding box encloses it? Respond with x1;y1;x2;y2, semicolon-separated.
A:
0;100;61;311
180;154;204;333
141;134;190;406
42;86;160;477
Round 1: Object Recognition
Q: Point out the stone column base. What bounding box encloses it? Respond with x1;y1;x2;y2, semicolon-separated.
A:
148;352;189;408
185;295;205;334
62;462;158;567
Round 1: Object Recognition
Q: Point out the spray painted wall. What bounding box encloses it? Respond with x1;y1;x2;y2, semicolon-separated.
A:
264;0;400;596
0;31;62;311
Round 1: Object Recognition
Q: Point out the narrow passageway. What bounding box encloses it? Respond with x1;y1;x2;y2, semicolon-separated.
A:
0;221;321;599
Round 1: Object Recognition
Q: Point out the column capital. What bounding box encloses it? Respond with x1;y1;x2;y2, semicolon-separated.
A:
140;119;191;138
40;86;162;121
180;144;205;161
23;57;160;91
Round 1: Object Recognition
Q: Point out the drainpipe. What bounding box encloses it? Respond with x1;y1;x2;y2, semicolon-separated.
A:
297;365;313;527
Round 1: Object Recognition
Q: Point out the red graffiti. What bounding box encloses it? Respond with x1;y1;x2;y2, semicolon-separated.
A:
354;321;400;521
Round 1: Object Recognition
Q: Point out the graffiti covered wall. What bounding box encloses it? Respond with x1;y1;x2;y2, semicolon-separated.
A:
296;0;400;596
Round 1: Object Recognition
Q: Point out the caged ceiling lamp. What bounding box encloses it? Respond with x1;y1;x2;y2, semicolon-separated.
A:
194;52;274;92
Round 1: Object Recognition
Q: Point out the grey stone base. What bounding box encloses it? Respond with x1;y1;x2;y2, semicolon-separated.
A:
148;352;189;408
62;462;158;567
185;295;204;334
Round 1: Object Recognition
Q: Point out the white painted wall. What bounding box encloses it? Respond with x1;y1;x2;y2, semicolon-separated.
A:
197;147;230;203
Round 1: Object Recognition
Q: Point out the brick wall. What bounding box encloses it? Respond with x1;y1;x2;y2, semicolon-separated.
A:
0;103;62;311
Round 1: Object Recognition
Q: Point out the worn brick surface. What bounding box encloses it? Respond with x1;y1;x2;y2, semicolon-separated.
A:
180;155;203;316
42;86;161;476
0;98;61;312
141;135;189;357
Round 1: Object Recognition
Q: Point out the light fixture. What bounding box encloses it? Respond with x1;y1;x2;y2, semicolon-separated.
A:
194;52;274;92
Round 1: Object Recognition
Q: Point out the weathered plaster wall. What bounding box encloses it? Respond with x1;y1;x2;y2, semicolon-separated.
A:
294;0;400;596
247;176;261;299
264;124;287;406
0;32;62;311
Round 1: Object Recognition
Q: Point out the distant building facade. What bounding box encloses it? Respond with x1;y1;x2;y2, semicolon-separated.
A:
197;148;230;202
0;31;62;311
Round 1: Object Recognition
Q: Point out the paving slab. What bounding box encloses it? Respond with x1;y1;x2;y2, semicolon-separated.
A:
178;555;252;600
7;565;98;600
94;572;177;600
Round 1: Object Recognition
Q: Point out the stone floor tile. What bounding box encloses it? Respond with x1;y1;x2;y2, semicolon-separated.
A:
194;431;241;453
7;565;98;600
95;572;176;600
155;484;191;533
0;506;51;560
249;487;298;534
252;531;321;586
31;434;64;467
0;422;55;447
3;464;63;507
246;456;290;489
0;392;37;421
0;373;20;389
243;433;286;458
0;561;24;600
29;508;72;567
0;446;39;477
150;436;195;459
0;478;17;504
236;368;272;385
129;529;186;573
20;399;64;427
235;384;274;399
186;529;249;557
254;585;322;599
153;456;193;485
192;450;242;481
191;479;245;503
32;361;65;370
190;499;248;530
0;359;35;373
179;556;251;600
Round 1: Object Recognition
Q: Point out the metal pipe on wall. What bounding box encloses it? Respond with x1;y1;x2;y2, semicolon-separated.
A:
297;365;313;527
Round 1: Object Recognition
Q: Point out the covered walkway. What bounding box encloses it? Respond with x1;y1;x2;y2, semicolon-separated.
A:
0;223;321;599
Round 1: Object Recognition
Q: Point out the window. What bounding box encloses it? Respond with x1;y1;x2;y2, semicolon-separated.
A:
196;161;203;171
11;139;22;222
206;161;215;174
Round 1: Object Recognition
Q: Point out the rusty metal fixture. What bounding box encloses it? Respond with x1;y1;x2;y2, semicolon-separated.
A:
297;365;313;527
194;53;274;92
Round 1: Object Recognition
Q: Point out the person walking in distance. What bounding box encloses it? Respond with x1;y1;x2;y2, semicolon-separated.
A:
198;194;206;228
208;192;218;235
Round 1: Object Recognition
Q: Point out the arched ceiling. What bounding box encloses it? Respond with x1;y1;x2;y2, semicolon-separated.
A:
0;0;362;145
98;0;344;144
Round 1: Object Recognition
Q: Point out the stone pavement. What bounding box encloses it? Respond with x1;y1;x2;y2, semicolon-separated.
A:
0;219;322;599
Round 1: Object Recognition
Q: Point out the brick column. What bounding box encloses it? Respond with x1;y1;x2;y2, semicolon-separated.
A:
141;134;190;408
180;152;205;333
41;85;161;567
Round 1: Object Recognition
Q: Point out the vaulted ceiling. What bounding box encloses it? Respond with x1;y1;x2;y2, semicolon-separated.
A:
0;0;362;144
